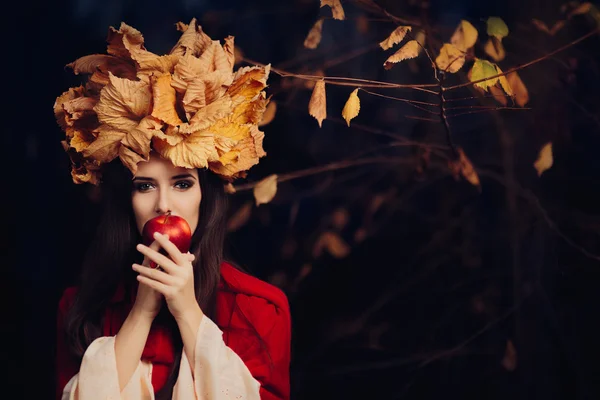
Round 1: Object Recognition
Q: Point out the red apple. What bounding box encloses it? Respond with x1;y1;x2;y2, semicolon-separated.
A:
141;211;192;268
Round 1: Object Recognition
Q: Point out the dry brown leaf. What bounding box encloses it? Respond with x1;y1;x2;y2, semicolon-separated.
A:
259;100;277;126
224;182;236;194
501;340;518;371
450;20;478;51
81;126;125;163
121;116;163;159
320;0;345;20
304;19;324;49
342;88;360;126
119;144;146;175
506;71;529;106
569;2;592;17
94;72;152;131
331;208;350;230
435;43;465;73
495;66;513;97
484;37;506;61
313;231;351;258
457;148;480;187
150;74;184;126
354;228;367;243
550;20;567;35
534;142;553;176
531;18;551;34
383;40;420;70
227;201;253;232
253;174;278;206
356;15;369;34
379;26;412;50
309;79;327;127
69;130;96;153
489;85;508;106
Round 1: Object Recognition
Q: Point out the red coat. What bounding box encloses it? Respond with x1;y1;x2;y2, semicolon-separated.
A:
56;261;291;400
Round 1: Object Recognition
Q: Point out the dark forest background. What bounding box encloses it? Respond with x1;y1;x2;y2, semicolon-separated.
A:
3;0;600;399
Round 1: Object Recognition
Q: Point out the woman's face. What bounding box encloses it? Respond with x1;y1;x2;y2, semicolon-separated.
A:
131;152;201;236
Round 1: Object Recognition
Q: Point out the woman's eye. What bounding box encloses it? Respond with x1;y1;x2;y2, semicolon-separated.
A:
135;183;153;192
134;181;192;192
175;181;193;190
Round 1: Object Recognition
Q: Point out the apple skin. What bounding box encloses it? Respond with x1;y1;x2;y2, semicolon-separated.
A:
141;212;192;268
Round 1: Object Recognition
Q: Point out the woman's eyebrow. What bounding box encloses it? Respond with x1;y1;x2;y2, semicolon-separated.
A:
132;174;197;181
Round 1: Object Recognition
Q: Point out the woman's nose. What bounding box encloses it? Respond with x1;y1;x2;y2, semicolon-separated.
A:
155;191;172;215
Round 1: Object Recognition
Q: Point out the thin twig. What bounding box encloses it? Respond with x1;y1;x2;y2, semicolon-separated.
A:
445;27;600;91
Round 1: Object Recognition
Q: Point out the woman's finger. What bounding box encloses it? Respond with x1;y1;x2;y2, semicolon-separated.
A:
132;263;176;286
137;243;178;274
151;232;187;266
137;274;170;296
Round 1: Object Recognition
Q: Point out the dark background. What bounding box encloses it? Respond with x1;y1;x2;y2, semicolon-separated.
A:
3;0;600;399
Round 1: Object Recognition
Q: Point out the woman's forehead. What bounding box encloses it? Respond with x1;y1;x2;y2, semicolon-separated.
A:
135;153;197;177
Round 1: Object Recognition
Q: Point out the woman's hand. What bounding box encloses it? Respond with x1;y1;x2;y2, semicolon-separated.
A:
133;232;199;321
131;239;164;321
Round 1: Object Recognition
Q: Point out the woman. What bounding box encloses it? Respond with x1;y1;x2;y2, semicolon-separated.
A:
55;19;290;400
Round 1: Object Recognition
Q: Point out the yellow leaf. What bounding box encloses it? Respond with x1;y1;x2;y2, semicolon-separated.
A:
313;231;351;258
320;0;345;20
309;79;327;127
486;17;509;39
534;142;553;176
259;100;277;126
227;201;253;232
435;43;465;73
495;66;513;97
451;20;478;51
304;20;324;49
470;59;499;91
253;174;278;206
507;71;529;107
342;88;360;126
484;37;505;61
379;26;412;50
501;340;518;372
209;126;267;179
383;40;420;70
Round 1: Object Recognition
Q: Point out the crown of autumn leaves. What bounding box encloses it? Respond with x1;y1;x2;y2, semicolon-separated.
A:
54;18;271;186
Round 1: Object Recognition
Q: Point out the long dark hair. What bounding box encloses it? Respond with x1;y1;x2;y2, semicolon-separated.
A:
63;158;229;399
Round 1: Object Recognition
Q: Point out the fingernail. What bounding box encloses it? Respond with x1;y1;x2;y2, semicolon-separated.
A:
154;232;161;239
